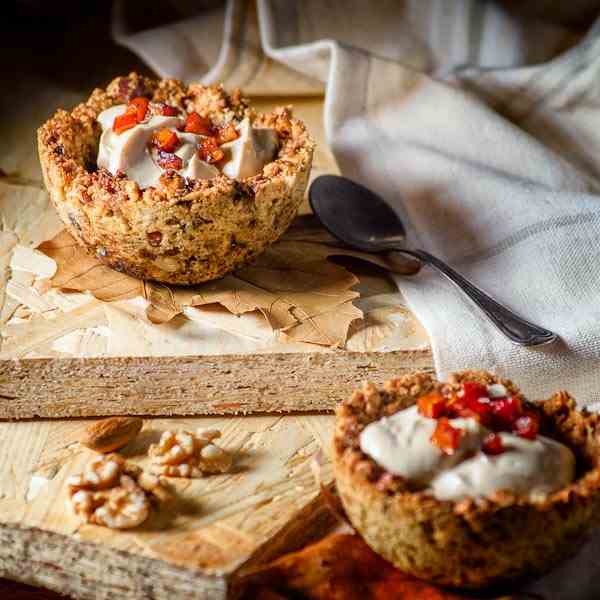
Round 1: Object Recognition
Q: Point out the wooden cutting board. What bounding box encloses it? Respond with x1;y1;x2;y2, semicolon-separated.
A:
0;413;337;599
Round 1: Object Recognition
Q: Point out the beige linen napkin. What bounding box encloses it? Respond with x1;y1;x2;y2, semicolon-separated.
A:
114;0;600;407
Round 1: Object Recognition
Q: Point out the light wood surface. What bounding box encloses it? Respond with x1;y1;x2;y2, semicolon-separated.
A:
0;414;338;599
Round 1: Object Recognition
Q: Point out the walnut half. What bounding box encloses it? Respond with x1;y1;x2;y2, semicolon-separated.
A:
149;428;232;478
67;454;165;529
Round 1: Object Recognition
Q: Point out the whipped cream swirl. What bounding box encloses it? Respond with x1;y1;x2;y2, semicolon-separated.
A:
360;403;575;502
97;106;278;189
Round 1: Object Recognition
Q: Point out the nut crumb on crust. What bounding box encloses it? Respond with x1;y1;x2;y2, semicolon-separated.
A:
149;428;233;478
37;72;315;285
67;454;168;529
333;371;600;588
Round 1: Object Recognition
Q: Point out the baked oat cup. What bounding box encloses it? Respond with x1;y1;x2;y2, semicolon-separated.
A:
37;73;314;285
333;370;600;589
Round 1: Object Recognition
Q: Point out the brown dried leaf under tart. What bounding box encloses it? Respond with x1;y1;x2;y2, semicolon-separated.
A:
38;231;142;302
40;231;363;348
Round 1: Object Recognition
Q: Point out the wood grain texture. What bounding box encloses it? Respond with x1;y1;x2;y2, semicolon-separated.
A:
0;414;338;599
0;350;433;419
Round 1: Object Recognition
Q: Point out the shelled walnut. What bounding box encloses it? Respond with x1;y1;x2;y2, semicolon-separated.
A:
67;454;167;529
149;428;232;478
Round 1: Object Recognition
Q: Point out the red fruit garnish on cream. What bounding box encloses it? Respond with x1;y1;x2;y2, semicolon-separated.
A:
417;392;446;419
198;137;225;164
157;102;179;116
112;97;149;134
513;411;540;440
113;110;139;134
129;97;149;122
461;381;489;404
416;380;542;456
491;396;523;431
152;129;180;154
431;418;463;455
482;432;504;455
184;112;213;135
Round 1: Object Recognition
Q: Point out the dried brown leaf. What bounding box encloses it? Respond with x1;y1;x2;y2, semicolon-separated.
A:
41;231;364;348
38;231;142;302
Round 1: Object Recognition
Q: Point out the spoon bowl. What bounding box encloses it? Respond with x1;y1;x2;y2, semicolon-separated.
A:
309;175;406;252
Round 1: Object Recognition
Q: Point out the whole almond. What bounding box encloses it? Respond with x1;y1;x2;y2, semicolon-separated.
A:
80;417;143;453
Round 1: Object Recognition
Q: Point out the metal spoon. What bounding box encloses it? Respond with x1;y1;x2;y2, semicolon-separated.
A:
309;175;557;347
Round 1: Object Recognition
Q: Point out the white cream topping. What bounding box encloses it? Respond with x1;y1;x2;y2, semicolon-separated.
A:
359;400;575;502
96;106;278;188
487;383;508;398
221;118;279;179
359;405;487;487
431;433;575;501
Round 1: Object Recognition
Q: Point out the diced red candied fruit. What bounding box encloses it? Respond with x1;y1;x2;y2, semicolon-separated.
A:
417;391;446;419
430;418;463;455
215;123;239;145
129;97;149;122
461;381;489;404
184;112;213;135
156;151;183;170
157;102;179;116
152;129;180;153
513;410;540;440
113;97;149;134
198;137;225;164
482;432;505;455
446;382;493;425
490;396;523;430
113;111;138;134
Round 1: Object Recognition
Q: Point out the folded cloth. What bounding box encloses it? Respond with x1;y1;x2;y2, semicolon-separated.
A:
114;0;600;405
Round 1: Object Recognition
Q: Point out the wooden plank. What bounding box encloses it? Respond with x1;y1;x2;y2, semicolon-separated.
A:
0;414;338;600
0;350;433;419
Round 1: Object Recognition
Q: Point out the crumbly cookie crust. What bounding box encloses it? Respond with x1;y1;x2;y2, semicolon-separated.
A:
333;370;600;588
38;73;314;284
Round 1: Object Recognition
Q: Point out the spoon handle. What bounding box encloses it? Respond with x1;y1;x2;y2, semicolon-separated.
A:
404;249;558;347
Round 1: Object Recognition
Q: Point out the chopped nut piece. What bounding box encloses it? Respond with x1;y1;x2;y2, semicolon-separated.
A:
149;428;232;478
67;454;164;529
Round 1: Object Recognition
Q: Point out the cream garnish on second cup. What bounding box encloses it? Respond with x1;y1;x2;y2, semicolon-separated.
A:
97;99;278;189
360;382;575;501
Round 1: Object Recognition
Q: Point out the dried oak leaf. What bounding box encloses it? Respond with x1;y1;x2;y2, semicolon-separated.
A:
38;231;142;302
244;533;479;600
40;230;364;348
144;240;363;347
